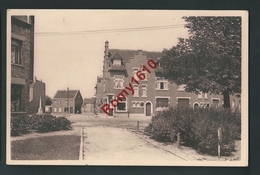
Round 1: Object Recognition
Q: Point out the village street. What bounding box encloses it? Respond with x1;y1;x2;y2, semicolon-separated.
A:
66;113;186;165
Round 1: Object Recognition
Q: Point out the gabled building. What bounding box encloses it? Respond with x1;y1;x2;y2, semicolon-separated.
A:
11;16;35;114
96;41;241;117
81;97;96;113
29;76;46;113
52;90;83;114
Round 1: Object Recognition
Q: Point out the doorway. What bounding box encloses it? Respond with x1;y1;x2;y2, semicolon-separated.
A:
145;102;151;116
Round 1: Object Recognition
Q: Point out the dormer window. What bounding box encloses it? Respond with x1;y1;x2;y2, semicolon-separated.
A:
113;59;121;66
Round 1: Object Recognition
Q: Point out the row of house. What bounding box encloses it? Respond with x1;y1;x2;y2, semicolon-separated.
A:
10;16;240;117
95;41;241;117
46;90;95;114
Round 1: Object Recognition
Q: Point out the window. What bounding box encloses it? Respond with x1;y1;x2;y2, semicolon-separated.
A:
177;98;189;109
132;101;144;108
113;59;121;65
11;84;22;112
133;67;147;81
156;98;169;111
59;108;62;112
141;85;147;97
204;93;208;99
11;40;22;64
156;82;168;90
133;67;139;80
194;103;199;109
156;98;169;107
212;99;220;107
117;98;127;112
198;92;203;98
156;78;168;90
54;108;57;112
114;76;124;89
141;70;147;81
133;85;139;97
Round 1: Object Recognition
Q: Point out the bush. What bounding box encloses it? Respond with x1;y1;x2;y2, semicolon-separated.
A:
11;114;72;136
11;114;31;136
146;107;241;155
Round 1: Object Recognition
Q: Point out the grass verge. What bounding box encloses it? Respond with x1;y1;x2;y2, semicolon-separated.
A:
11;135;80;160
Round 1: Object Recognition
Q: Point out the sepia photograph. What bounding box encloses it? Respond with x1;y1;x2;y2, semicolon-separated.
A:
6;10;248;166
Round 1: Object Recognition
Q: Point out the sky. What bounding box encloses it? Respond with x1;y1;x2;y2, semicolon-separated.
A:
10;10;191;98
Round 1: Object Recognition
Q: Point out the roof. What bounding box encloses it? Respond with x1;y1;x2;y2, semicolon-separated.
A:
83;98;96;104
108;49;162;62
54;90;79;99
112;52;123;60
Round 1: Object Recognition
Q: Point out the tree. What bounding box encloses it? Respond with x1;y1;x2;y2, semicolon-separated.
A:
45;95;52;105
160;17;241;108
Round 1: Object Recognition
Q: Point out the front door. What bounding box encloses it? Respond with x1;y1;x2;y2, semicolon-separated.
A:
146;102;151;116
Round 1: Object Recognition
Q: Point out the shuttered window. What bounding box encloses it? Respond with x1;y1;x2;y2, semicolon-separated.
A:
156;98;169;107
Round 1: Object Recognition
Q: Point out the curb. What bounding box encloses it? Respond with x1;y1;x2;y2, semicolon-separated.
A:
79;127;84;160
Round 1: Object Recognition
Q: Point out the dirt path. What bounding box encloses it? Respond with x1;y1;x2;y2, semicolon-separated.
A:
82;126;185;165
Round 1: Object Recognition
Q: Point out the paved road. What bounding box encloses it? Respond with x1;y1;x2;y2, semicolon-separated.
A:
69;113;185;165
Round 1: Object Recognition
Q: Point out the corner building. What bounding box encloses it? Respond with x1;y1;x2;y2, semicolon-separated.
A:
11;16;35;114
96;41;241;117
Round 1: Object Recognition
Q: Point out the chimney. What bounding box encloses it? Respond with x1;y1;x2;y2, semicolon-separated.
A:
138;49;143;55
104;41;109;59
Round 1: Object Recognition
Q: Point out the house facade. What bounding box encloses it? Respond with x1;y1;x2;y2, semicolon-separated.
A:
11;16;35;114
81;97;96;113
96;41;241;117
52;90;83;114
29;77;46;113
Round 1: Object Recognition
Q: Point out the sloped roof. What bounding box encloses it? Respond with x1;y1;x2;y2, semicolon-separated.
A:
109;49;162;62
54;90;79;99
83;98;96;104
112;52;123;60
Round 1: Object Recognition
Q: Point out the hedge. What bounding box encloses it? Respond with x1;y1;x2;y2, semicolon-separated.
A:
11;114;72;136
144;107;241;155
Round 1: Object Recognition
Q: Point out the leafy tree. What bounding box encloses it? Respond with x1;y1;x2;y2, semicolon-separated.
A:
45;95;52;105
160;17;241;108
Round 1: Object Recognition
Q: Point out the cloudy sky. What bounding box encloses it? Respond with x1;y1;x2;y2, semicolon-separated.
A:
9;10;191;98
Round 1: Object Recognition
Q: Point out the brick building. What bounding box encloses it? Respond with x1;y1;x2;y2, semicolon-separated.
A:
11;16;35;114
95;41;241;117
81;97;96;113
52;90;83;114
29;77;46;113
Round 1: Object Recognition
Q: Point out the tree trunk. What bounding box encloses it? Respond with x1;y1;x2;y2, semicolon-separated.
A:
223;90;230;108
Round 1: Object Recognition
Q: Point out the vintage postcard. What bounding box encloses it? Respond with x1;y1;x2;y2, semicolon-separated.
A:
6;9;248;166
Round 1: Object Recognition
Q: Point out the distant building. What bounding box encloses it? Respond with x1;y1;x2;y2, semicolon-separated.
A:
45;105;52;113
11;16;35;114
95;41;241;116
52;90;83;114
29;77;46;113
81;97;96;113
